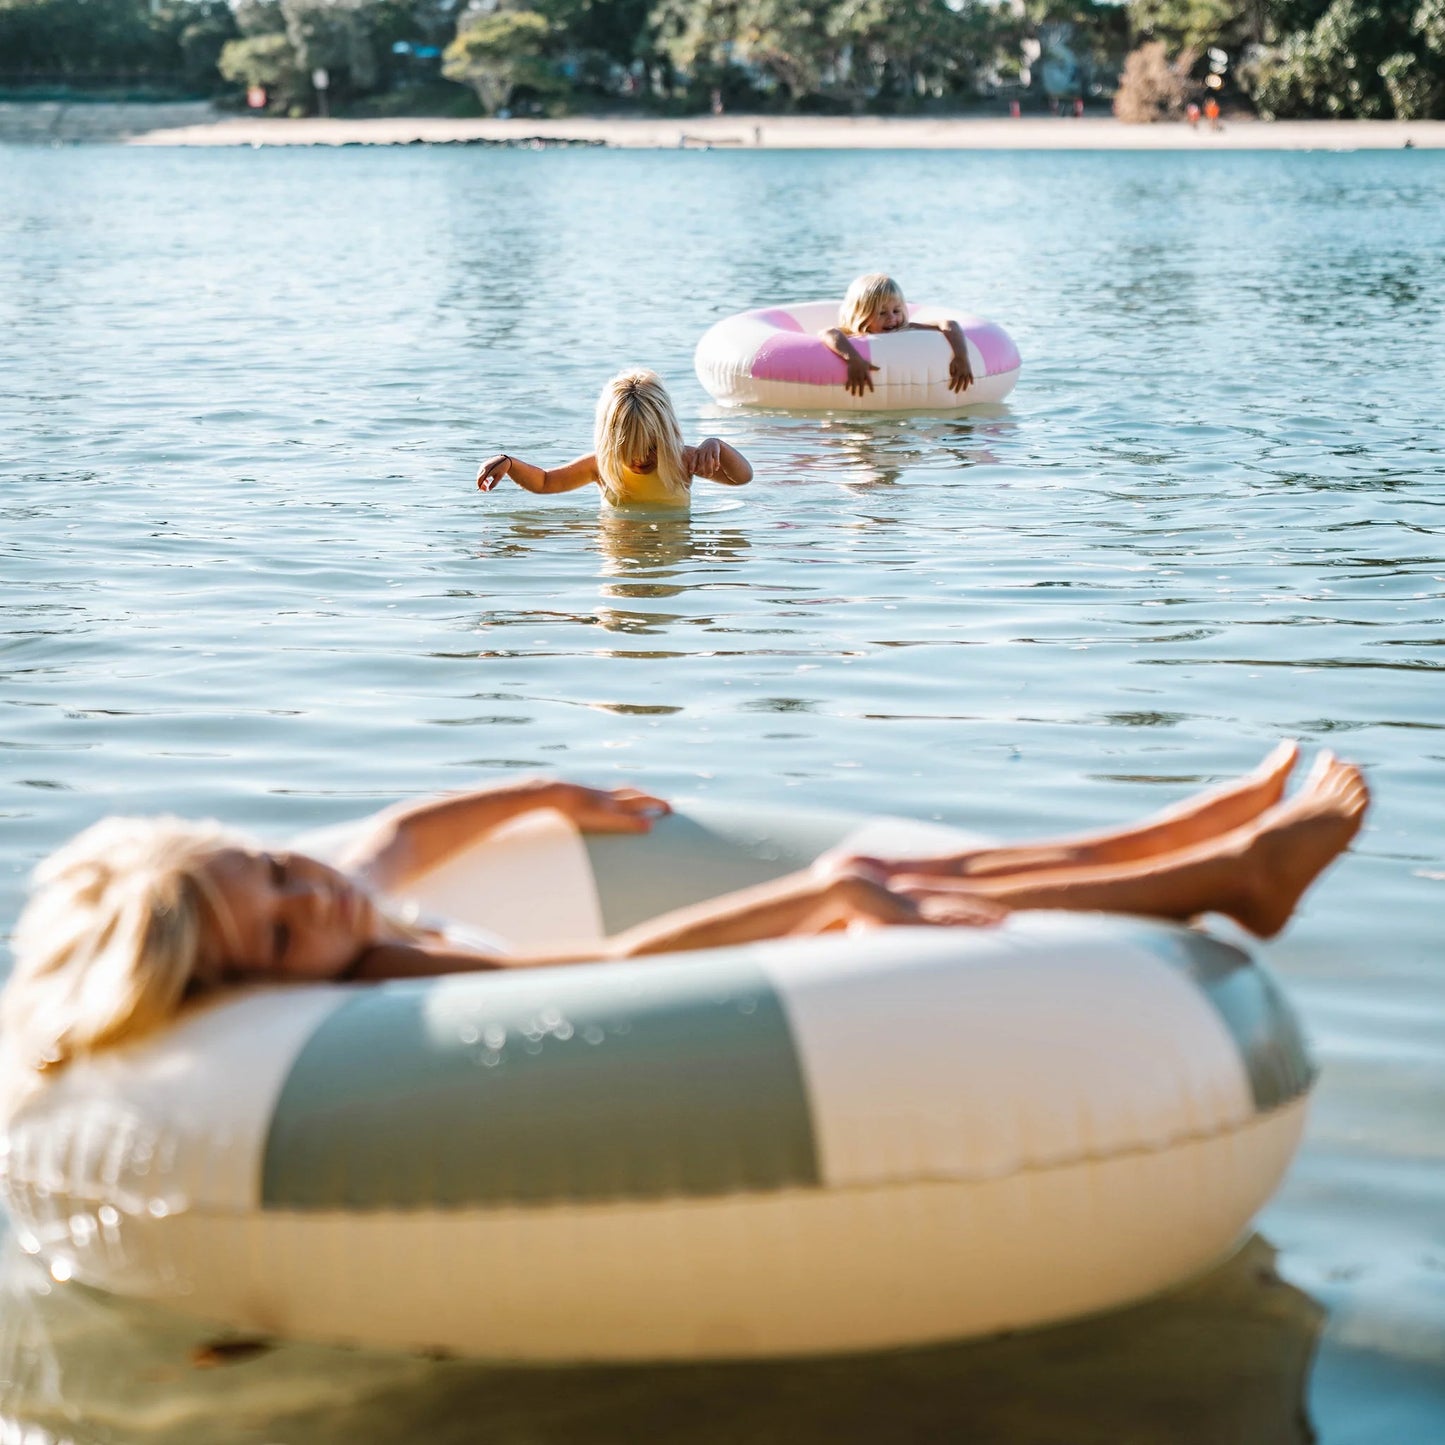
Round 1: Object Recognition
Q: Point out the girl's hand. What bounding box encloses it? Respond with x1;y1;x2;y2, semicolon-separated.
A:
691;437;723;478
549;783;670;834
948;350;974;394
476;454;511;491
845;354;879;398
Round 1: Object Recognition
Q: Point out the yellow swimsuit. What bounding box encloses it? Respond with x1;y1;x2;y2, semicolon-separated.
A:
605;464;691;508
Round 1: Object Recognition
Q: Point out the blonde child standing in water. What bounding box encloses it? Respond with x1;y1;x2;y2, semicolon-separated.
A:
476;369;751;508
822;273;975;399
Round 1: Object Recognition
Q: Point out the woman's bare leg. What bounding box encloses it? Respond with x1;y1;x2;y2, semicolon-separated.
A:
892;754;1368;939
838;741;1300;882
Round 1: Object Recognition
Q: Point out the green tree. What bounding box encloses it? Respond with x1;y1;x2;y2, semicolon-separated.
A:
1248;0;1422;117
282;0;380;95
442;8;557;112
218;31;306;105
826;0;997;109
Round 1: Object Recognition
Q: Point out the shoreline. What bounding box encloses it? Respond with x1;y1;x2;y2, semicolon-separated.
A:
2;102;1444;150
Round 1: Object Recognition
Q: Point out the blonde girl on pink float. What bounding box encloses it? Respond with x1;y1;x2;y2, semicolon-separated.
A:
476;369;751;509
822;273;975;399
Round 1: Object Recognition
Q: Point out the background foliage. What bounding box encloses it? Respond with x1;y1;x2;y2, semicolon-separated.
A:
1;0;1442;118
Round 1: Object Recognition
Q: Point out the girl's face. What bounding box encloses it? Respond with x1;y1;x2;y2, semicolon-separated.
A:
862;297;908;334
626;444;658;474
193;848;379;985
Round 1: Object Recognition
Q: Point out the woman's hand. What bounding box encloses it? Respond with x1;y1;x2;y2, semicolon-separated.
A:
845;353;880;398
885;874;1007;927
945;324;974;393
548;783;670;834
476;454;512;491
948;350;974;394
691;437;723;478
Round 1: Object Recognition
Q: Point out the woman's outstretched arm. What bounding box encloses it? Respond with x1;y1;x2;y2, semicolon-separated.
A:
342;780;668;894
477;453;600;494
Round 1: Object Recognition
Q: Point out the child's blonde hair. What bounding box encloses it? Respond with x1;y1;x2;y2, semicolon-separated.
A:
593;369;689;505
3;815;241;1088
838;273;908;336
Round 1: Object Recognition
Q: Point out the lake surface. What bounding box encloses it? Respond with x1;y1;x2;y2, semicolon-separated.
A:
1;142;1442;1442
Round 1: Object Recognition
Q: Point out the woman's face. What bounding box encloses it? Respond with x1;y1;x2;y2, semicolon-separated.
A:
862;297;908;334
626;443;658;474
194;848;379;985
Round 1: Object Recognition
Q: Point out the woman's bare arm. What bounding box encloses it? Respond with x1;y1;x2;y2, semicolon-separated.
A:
686;439;752;486
342;780;668;893
904;319;973;392
820;327;879;397
477;452;600;494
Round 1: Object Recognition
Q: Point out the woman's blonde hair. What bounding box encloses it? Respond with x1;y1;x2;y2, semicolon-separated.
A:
838;273;908;336
593;369;689;505
3;816;242;1084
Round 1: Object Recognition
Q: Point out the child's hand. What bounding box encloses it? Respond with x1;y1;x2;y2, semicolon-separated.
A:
692;438;723;478
476;454;511;491
948;351;974;394
845;354;879;397
550;784;671;834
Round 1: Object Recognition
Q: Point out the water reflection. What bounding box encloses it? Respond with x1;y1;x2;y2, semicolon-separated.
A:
0;1236;1322;1445
782;416;1007;491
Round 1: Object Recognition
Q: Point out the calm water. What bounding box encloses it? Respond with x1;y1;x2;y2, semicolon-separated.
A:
1;144;1443;1442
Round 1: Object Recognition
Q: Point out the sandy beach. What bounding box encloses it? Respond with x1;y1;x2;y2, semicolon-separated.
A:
3;101;1443;149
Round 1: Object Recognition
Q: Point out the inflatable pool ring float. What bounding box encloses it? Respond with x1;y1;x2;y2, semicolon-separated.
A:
695;302;1021;410
0;802;1313;1362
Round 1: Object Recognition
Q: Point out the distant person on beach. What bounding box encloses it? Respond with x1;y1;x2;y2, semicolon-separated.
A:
475;369;751;508
1204;96;1221;130
0;743;1369;1089
1186;101;1202;129
821;273;974;399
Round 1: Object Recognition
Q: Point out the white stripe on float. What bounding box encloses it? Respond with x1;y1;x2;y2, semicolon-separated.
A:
2;987;350;1216
402;809;605;953
756;915;1256;1190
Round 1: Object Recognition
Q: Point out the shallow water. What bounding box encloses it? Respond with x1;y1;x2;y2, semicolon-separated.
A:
1;144;1443;1441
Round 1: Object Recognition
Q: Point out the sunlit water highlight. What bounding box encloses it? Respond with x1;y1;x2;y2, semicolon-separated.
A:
1;145;1442;1442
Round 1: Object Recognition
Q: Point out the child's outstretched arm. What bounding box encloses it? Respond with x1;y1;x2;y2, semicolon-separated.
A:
820;327;879;397
476;453;600;495
687;438;752;487
904;319;974;393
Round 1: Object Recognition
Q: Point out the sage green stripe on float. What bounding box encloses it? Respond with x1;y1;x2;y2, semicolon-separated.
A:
261;952;820;1211
1129;925;1316;1113
582;802;858;936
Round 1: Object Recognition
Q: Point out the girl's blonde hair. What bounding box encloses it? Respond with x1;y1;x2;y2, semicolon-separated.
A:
3;815;242;1086
839;273;908;336
593;369;689;505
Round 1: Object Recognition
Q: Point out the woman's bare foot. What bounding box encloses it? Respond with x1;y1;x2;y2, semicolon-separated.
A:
830;740;1301;882
1227;753;1370;938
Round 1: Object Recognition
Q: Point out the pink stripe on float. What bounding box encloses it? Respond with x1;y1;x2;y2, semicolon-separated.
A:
966;321;1021;377
746;307;807;333
751;332;864;386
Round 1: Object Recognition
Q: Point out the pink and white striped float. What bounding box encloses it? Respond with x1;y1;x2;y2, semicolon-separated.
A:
695;301;1021;411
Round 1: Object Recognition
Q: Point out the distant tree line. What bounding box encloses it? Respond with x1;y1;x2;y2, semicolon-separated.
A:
1;0;1442;119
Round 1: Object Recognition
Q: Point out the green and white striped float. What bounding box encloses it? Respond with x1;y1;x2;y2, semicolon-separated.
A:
0;803;1315;1361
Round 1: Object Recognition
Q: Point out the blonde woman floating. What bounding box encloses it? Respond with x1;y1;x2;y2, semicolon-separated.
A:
822;273;975;398
2;744;1368;1089
476;369;751;508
